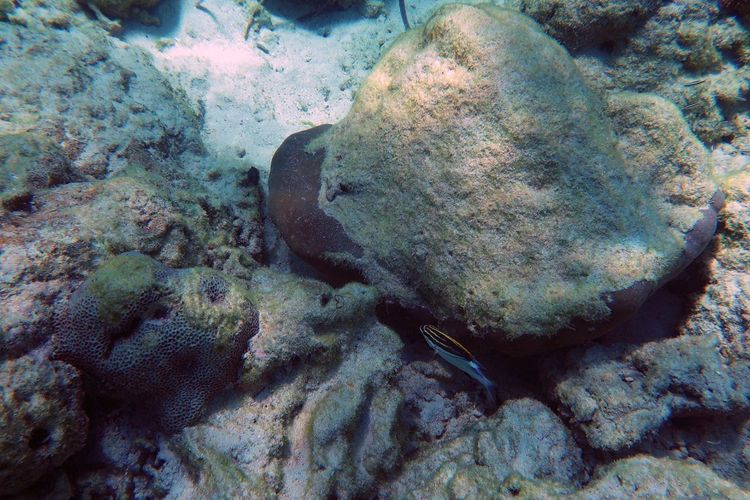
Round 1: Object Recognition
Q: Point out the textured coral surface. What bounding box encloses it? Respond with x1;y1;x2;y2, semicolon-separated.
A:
54;253;259;430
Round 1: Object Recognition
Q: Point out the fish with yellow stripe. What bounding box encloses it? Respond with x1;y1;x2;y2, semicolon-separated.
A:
419;324;497;406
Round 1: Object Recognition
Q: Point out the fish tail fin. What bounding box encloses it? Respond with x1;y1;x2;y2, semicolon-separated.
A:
473;367;497;407
483;379;497;407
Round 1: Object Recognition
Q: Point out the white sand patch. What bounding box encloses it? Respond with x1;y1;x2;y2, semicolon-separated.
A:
123;0;396;176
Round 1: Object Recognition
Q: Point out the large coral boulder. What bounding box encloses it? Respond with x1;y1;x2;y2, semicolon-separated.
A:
269;4;720;354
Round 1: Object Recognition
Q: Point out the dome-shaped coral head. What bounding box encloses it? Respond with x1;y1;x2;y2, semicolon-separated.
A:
269;4;722;356
53;252;259;431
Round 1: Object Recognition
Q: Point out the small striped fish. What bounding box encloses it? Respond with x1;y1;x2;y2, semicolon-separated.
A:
420;324;497;405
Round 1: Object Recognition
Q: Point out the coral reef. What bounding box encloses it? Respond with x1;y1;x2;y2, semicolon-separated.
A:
0;355;87;495
54;252;259;430
520;0;662;50
0;164;261;359
0;0;262;364
0;129;75;213
270;4;719;354
382;398;584;498
1;0;749;496
543;165;750;453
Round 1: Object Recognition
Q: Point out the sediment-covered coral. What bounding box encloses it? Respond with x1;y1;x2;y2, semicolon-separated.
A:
544;168;750;454
382;398;584;498
0;355;87;495
54;252;259;430
0;129;75;213
269;4;719;355
519;0;662;50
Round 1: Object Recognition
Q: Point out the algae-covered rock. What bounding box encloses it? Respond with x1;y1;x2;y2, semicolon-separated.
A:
54;252;259;431
544;169;750;453
520;0;661;50
0;355;87;495
269;4;719;355
383;398;583;498
140;271;405;499
576;455;748;498
607;92;720;239
0;129;73;212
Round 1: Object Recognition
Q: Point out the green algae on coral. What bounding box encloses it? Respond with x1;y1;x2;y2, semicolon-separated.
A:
87;252;163;325
178;267;258;345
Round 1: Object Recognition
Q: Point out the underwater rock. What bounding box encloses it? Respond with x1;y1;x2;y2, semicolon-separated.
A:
382;398;584;498
544;169;750;453
0;164;261;359
131;271;405;499
0;13;201;178
54;252;259;431
0;355;87;495
575;455;747;498
0;129;75;213
519;0;661;50
269;4;719;355
79;165;263;270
